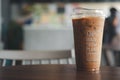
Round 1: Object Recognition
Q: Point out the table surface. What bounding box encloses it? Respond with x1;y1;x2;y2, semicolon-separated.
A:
0;65;120;80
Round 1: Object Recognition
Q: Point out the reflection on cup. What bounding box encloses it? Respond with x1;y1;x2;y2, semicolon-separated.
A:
72;8;105;72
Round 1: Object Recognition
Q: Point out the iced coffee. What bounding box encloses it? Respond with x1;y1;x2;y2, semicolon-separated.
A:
72;8;105;72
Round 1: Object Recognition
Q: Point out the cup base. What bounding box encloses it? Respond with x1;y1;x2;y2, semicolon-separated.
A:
76;67;100;73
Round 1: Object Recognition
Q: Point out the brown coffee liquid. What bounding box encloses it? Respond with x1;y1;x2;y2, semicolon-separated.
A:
72;16;104;71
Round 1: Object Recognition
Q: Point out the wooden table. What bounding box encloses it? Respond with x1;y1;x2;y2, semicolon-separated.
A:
0;65;120;80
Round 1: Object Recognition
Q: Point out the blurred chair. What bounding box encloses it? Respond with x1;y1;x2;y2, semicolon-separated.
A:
0;50;73;67
102;44;116;66
103;34;120;66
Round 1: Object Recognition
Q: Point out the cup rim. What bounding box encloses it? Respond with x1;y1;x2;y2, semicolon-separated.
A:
73;7;103;11
71;7;105;18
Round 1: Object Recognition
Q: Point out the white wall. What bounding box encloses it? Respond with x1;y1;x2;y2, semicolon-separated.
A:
24;27;74;50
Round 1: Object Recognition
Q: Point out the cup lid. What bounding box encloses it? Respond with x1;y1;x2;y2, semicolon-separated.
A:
72;7;105;19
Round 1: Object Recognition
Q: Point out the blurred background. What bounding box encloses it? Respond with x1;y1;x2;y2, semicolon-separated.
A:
0;0;120;66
